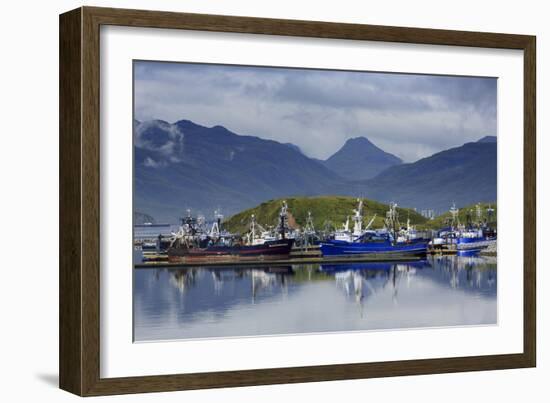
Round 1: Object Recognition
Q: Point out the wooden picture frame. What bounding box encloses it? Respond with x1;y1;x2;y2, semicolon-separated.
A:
59;6;536;396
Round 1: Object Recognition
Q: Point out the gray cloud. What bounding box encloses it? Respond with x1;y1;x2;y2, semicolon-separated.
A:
134;119;185;161
134;61;496;162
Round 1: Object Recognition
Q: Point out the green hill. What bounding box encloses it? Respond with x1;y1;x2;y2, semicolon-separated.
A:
223;196;428;234
423;202;497;230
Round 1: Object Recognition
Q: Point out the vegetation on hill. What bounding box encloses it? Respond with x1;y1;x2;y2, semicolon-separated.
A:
423;202;497;230
223;196;428;234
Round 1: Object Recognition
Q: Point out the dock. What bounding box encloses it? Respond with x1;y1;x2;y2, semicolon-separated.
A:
134;254;425;269
427;249;457;255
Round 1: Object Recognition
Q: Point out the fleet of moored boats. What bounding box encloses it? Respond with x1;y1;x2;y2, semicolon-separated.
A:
134;199;497;264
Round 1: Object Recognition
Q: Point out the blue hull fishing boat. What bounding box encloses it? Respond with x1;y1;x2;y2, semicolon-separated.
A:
455;203;497;251
429;203;497;255
456;233;497;251
321;200;429;258
320;237;429;258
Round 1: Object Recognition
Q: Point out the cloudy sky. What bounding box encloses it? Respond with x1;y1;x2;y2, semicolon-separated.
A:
134;61;497;162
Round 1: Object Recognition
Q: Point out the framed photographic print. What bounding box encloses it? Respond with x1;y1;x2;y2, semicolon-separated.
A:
59;6;536;396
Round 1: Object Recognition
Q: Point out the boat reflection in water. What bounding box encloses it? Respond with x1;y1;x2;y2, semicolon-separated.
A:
134;255;497;341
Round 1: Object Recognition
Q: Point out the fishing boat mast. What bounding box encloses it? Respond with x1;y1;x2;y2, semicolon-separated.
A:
210;209;224;238
303;211;316;248
250;214;258;245
385;202;400;242
343;217;350;232
449;203;460;231
305;211;315;232
277;200;290;239
486;205;495;223
475;203;483;227
352;198;364;238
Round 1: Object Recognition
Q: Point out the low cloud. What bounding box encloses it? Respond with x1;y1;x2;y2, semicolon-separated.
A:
135;119;184;163
143;157;166;169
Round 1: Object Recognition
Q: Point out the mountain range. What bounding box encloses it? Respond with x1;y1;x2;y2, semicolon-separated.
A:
134;119;496;222
134;119;340;222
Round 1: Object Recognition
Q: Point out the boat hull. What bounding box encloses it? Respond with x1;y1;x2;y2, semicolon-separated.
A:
167;239;295;262
320;239;428;258
456;237;496;251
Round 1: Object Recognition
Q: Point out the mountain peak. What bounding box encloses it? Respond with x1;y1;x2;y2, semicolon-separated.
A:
173;120;237;138
212;124;228;131
284;142;303;154
140;119;171;127
173;119;210;132
345;136;374;146
323;136;402;181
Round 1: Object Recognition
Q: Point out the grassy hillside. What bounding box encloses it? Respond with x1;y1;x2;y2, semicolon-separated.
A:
223;196;428;234
423;202;497;230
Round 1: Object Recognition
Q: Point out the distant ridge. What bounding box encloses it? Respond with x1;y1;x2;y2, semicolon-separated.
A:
331;140;497;212
323;136;402;181
134;119;342;222
477;135;497;143
134;211;156;225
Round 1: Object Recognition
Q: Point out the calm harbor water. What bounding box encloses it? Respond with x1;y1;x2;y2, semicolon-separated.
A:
133;255;497;342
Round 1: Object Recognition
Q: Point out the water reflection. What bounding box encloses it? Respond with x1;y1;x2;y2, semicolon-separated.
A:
134;255;497;341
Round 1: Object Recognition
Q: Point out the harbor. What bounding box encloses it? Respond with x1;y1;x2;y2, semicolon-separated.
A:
129;61;499;344
134;198;497;268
